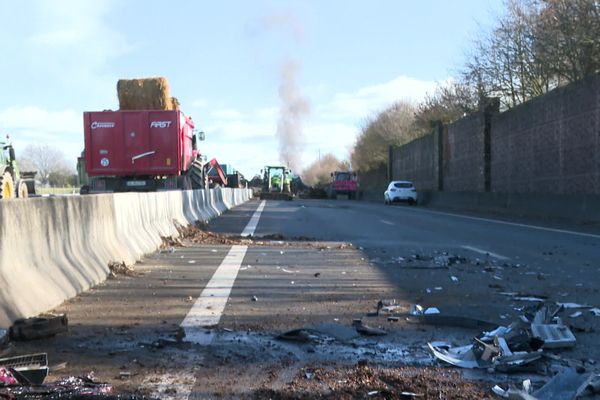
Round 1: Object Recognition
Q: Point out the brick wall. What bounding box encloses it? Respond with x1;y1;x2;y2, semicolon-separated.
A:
491;74;600;194
442;113;487;192
388;73;600;196
390;129;439;191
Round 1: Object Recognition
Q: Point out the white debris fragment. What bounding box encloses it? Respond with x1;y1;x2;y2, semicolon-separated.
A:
211;249;218;253
570;311;583;318
590;308;600;316
410;304;424;315
450;276;459;283
434;287;443;291
188;260;196;264
557;302;592;309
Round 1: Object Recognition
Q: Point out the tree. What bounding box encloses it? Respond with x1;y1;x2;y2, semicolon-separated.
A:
535;0;600;84
462;0;600;109
463;0;553;109
413;80;480;135
20;144;73;186
301;154;349;187
351;101;416;172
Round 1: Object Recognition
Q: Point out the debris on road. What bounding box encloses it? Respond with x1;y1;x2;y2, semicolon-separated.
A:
0;353;49;384
556;302;592;309
492;367;598;400
276;329;333;344
428;303;577;373
9;314;68;341
406;314;497;330
353;320;386;336
108;261;136;277
0;374;122;399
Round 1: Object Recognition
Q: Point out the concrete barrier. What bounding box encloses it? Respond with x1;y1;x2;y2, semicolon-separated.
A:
0;188;253;327
418;190;600;224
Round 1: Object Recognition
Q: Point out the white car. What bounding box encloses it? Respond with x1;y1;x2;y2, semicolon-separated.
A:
384;180;418;205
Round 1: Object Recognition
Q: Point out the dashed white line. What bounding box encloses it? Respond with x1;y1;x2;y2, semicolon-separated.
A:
241;200;266;237
181;245;248;344
461;245;510;260
380;219;395;226
181;200;266;345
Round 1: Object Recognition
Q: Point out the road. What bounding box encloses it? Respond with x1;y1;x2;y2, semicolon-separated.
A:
11;198;600;399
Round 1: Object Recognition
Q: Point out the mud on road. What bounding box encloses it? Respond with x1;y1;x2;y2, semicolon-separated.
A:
6;221;600;399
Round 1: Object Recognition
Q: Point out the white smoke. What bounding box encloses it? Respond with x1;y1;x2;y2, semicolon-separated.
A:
277;58;310;173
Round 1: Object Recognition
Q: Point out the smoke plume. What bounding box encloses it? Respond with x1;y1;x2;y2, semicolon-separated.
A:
277;58;310;173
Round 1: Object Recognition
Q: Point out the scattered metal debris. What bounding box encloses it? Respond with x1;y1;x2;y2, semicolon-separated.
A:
429;303;577;374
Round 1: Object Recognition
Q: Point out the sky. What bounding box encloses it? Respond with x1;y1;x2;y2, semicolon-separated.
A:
0;0;502;178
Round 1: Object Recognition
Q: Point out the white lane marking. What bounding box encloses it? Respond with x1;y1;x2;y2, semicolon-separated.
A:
380;219;395;226
141;372;196;400
241;200;266;237
461;245;510;260
181;200;266;345
181;245;248;345
405;207;600;240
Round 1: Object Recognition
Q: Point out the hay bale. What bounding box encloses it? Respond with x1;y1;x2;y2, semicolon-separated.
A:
170;96;180;111
117;77;175;110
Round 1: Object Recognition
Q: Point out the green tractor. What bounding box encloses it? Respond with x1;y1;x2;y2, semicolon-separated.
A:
0;138;36;199
259;165;293;200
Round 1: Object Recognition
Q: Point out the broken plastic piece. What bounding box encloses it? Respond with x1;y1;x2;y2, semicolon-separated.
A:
569;311;582;318
531;324;576;349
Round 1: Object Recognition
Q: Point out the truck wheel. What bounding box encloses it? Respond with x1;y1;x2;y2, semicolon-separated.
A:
17;180;28;198
0;171;15;199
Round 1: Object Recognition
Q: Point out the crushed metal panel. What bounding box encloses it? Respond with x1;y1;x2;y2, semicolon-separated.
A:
427;343;481;369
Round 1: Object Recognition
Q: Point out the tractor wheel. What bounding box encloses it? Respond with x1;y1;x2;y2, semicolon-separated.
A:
17;180;29;198
0;171;15;199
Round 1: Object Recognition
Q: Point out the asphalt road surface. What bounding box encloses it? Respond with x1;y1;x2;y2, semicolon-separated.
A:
11;198;600;399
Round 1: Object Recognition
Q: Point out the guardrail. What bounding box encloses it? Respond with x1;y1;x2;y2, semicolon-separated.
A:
0;188;253;327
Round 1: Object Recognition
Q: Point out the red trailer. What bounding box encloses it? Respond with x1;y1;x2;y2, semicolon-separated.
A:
82;110;205;193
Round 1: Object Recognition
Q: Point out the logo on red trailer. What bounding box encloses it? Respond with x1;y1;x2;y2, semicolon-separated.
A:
150;121;172;128
91;121;115;129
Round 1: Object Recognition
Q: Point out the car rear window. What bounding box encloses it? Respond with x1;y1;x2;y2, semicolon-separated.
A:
394;182;413;188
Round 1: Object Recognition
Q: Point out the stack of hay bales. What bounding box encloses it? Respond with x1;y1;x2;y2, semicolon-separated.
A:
117;77;180;110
